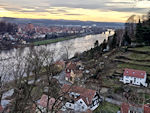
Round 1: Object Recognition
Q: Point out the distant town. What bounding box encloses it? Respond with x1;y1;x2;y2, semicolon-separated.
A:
0;22;106;50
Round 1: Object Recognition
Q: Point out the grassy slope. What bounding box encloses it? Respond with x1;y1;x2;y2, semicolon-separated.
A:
117;46;150;74
33;37;75;46
128;46;150;52
94;102;120;113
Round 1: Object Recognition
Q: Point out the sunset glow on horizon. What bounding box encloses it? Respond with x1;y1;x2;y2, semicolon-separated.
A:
0;0;150;22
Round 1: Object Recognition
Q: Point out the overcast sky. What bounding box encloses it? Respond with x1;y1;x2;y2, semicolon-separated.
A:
0;0;150;22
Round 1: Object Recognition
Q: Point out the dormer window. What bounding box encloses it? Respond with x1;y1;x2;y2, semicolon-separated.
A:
80;101;82;104
133;72;135;74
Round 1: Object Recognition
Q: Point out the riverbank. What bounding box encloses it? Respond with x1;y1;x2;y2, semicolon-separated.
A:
33;35;77;46
33;32;104;46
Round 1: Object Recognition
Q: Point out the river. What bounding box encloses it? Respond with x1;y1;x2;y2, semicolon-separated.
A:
0;29;115;108
0;29;114;81
0;29;114;60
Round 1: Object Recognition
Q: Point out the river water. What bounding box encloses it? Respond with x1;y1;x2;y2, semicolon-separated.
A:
0;29;114;60
0;29;114;108
0;29;114;81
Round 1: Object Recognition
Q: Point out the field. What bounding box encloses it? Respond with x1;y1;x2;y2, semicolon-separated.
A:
33;36;75;46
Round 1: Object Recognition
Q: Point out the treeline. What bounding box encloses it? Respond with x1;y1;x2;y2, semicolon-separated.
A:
109;11;150;49
0;21;18;34
136;12;150;45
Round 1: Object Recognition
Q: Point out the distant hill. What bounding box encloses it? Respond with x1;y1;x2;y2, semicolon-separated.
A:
0;17;124;28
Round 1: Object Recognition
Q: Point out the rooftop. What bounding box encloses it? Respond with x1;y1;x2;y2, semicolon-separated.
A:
123;68;146;79
62;84;96;105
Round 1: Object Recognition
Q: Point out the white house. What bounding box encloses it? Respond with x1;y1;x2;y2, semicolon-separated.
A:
61;84;102;112
120;68;148;87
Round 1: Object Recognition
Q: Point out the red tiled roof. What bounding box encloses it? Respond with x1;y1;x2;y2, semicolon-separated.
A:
144;104;150;113
55;61;65;67
0;105;3;112
121;103;129;113
39;95;55;110
62;84;96;105
123;68;146;79
66;62;76;70
121;103;150;113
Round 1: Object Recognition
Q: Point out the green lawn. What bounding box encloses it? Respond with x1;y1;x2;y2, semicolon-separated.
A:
94;102;120;113
102;78;121;88
128;46;150;52
128;53;150;61
118;63;150;74
33;36;76;46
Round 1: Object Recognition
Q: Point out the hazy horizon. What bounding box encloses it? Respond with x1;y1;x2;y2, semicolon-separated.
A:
0;0;150;23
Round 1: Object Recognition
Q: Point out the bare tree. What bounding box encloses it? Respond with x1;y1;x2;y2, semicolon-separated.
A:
0;57;12;105
60;42;73;61
8;48;45;113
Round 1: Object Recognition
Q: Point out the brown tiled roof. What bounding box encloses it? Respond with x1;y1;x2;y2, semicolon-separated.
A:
121;103;129;113
62;84;96;105
55;61;65;67
121;103;150;113
0;105;3;112
39;95;56;110
123;68;146;79
66;62;76;70
144;104;150;113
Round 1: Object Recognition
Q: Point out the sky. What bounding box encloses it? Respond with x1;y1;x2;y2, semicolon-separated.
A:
0;0;150;22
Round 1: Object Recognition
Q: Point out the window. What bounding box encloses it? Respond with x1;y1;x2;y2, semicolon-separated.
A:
80;101;83;104
67;69;70;72
69;104;71;107
70;77;73;81
82;106;84;109
134;78;136;83
129;111;134;113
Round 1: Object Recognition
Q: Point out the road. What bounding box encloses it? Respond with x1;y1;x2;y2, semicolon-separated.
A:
54;71;71;85
100;96;122;106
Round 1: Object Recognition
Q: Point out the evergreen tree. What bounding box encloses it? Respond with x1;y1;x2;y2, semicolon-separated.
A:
136;19;143;43
111;32;117;49
94;40;99;48
123;31;131;45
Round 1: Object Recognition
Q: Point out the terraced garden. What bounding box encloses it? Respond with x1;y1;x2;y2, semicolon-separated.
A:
116;46;150;74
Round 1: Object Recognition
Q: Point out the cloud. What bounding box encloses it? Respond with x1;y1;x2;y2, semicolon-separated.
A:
0;0;149;22
1;0;149;13
111;7;147;13
65;14;84;16
4;8;21;12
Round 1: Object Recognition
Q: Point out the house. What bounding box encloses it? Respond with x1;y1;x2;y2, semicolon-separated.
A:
61;84;102;112
65;62;83;84
120;68;148;87
121;103;150;113
144;104;150;113
55;61;65;70
0;105;3;113
35;94;60;113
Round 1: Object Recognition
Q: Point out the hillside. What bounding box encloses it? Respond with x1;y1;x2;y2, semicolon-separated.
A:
0;17;124;27
78;46;150;112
